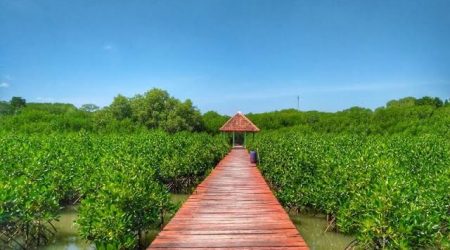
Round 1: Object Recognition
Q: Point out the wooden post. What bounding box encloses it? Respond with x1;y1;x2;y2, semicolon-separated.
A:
232;132;235;147
244;132;247;148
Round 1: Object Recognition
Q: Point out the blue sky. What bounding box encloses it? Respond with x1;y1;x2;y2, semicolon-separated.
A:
0;0;449;115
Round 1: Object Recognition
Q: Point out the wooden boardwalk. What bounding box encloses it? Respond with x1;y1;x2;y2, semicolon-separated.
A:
148;148;308;249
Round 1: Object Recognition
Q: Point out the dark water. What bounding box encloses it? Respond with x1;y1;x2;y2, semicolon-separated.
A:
41;194;353;250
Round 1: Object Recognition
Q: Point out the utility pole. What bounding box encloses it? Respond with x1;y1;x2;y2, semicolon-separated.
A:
297;95;300;110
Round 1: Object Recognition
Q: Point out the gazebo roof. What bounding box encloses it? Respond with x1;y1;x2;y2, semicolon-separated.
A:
219;112;260;132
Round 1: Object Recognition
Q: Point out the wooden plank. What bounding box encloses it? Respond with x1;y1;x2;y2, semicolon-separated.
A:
148;148;308;249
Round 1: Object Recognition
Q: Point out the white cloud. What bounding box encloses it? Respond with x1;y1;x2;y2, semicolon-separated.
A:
0;82;9;88
103;44;114;51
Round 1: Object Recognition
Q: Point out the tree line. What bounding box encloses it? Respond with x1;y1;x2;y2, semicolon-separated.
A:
1;89;449;136
0;89;209;133
246;96;450;136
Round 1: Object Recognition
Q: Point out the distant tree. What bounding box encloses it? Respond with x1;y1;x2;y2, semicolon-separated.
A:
80;104;100;112
125;88;202;132
0;101;95;133
25;103;77;114
10;96;26;110
130;89;171;128
202;111;229;133
110;95;132;120
179;99;203;131
164;99;203;132
415;96;443;107
386;97;416;108
1;92;448;135
0;101;13;115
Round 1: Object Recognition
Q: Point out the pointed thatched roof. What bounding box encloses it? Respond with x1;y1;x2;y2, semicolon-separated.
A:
219;112;260;132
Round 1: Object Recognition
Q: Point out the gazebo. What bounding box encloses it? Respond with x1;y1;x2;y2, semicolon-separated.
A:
219;111;260;148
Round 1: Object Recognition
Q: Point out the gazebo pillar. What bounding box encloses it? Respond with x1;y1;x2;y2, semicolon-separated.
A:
244;132;246;147
232;132;235;147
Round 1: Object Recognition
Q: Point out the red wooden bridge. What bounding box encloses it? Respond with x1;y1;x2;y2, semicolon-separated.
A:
148;148;308;249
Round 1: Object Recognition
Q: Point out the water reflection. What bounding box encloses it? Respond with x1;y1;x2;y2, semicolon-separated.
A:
39;206;93;250
290;212;355;250
40;195;353;250
40;194;189;250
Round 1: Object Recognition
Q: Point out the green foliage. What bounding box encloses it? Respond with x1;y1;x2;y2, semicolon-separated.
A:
0;89;204;134
1;94;448;136
0;89;202;133
10;96;26;110
0;103;93;133
122;88;203;132
25;102;79;114
415;96;444;107
109;94;132;120
386;97;417;108
250;131;450;249
386;96;446;108
0;101;13;115
247;97;449;136
1;91;448;249
0;132;229;249
202;111;229;134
